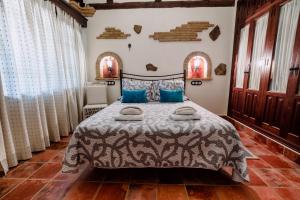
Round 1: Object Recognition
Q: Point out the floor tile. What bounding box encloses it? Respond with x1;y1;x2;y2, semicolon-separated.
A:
241;137;258;147
32;181;72;200
247;169;267;186
250;186;283;200
63;181;100;200
247;145;275;156
30;163;62;179
50;151;65;163
94;183;129;200
275;188;300;200
247;159;272;168
54;171;80;182
2;179;48;200
0;179;23;198
30;150;59;163
215;186;257;200
5;163;44;178
125;184;156;200
275;169;300;188
254;168;292;187
157;184;188;200
260;155;293;168
186;185;218;200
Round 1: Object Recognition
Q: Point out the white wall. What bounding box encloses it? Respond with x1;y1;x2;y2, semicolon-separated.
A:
86;7;236;115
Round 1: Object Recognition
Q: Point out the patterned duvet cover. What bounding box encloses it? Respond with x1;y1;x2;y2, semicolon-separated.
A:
62;101;249;182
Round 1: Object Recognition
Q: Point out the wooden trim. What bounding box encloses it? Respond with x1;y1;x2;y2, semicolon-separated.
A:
89;0;235;10
245;0;287;23
49;0;88;27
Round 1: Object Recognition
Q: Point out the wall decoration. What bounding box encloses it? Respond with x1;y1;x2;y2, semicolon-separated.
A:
134;25;142;34
95;52;123;80
128;43;132;51
149;21;214;42
215;63;227;75
146;63;158;71
69;0;96;17
96;27;131;39
209;25;221;41
183;51;212;80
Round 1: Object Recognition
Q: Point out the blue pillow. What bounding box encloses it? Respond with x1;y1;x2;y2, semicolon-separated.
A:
159;89;183;103
122;89;148;103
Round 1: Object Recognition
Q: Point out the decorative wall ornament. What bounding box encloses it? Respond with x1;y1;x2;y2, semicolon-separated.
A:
215;63;227;75
149;21;214;42
209;25;221;41
183;51;212;80
134;25;142;34
95;52;123;80
96;27;131;39
146;63;158;71
69;0;96;17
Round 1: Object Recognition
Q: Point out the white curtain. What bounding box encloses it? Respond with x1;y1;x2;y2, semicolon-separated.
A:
249;13;269;90
0;0;86;174
236;25;250;88
270;0;300;92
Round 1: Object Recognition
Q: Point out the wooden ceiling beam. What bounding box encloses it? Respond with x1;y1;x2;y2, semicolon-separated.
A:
89;0;235;10
49;0;88;27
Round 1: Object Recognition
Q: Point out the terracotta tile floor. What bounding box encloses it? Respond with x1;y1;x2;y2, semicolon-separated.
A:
0;131;299;200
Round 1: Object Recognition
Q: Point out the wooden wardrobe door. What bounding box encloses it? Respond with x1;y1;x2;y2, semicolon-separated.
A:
280;13;300;146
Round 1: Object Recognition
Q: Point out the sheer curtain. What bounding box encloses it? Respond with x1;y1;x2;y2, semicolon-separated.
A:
270;0;300;92
236;25;250;88
0;0;86;174
249;13;269;90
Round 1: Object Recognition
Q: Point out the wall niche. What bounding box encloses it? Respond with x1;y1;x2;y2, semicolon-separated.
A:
95;52;122;80
184;51;212;80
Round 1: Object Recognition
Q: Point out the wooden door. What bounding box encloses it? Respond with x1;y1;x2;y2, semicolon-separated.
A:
280;13;300;145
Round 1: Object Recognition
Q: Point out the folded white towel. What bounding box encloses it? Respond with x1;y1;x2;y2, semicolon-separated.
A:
115;114;144;121
120;106;143;115
170;113;200;121
174;106;197;115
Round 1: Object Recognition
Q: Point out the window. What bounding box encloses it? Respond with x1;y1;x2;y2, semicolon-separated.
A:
235;25;250;88
249;13;269;90
95;52;122;80
184;51;212;80
270;0;300;92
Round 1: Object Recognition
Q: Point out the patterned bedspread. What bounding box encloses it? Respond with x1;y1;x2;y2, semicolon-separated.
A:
62;101;249;182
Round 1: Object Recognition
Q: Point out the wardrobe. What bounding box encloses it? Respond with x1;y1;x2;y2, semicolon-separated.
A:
228;0;300;152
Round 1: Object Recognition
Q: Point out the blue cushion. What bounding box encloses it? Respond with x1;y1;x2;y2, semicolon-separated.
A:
122;89;148;103
159;89;183;103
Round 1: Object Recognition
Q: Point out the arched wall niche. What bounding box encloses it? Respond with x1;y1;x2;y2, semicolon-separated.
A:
183;51;212;80
95;52;123;80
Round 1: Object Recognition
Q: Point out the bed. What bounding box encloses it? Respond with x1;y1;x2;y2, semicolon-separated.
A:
62;72;249;183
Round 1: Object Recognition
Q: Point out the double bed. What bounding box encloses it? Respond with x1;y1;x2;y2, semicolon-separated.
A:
62;72;249;183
